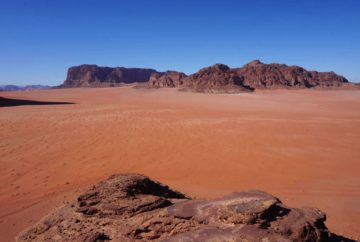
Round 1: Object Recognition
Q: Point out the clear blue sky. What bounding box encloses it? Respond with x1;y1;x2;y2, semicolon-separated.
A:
1;0;359;85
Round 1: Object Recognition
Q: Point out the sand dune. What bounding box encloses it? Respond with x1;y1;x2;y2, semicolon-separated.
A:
0;87;359;241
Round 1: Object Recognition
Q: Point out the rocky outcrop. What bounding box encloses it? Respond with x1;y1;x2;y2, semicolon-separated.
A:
62;61;352;90
18;173;352;242
180;64;254;93
62;65;159;87
234;60;349;89
147;64;253;93
147;60;350;92
149;71;187;87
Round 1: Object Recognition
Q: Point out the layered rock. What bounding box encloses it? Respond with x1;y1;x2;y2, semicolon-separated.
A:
180;64;254;93
62;61;351;90
147;60;350;92
62;64;159;87
149;71;187;87
18;173;351;242
234;60;349;89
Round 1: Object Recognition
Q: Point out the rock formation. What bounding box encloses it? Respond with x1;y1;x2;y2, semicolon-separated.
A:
234;60;349;89
62;64;159;87
147;60;350;92
147;64;253;93
17;174;352;242
0;85;51;92
61;60;352;91
180;64;254;93
149;71;187;88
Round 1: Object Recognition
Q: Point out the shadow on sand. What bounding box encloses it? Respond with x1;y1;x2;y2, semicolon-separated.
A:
0;97;75;107
330;234;357;242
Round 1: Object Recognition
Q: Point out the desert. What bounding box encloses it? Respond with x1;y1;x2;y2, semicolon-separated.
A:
2;0;360;241
1;86;359;241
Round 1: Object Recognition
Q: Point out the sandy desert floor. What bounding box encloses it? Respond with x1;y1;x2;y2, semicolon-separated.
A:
0;87;359;241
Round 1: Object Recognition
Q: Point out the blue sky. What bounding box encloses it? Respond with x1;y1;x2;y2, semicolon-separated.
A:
0;0;359;85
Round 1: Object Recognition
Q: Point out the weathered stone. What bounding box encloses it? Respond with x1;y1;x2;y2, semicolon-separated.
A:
17;174;353;242
62;64;159;87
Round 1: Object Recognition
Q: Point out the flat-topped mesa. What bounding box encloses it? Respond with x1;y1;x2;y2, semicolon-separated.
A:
18;173;351;241
235;60;349;89
149;71;187;87
62;64;159;87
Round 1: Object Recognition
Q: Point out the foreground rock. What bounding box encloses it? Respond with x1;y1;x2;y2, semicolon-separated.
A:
18;174;353;242
62;64;159;87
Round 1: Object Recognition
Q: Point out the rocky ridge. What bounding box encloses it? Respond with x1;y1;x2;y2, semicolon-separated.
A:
0;85;51;92
149;60;349;92
235;60;349;89
18;174;353;242
179;64;254;93
61;61;352;92
149;71;187;88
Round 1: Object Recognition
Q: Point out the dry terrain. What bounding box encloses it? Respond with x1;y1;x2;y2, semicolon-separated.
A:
0;87;359;241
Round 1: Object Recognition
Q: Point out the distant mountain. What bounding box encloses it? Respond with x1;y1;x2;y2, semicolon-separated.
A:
0;85;51;92
234;60;348;89
179;64;254;93
61;61;355;92
61;64;159;87
149;60;350;92
148;71;187;88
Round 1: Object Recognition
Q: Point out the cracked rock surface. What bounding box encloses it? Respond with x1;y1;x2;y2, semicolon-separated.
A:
17;174;350;242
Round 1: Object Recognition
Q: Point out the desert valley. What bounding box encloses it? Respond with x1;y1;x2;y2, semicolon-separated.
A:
2;1;360;241
1;65;360;240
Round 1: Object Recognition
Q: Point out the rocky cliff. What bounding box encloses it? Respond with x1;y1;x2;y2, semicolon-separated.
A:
234;60;349;89
148;60;349;92
62;64;159;87
18;174;352;242
62;61;351;91
149;71;187;88
180;64;254;93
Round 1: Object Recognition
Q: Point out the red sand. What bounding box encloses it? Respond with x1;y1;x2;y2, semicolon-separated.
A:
0;87;359;241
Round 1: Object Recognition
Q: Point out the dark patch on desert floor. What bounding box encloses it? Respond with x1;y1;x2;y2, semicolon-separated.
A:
0;97;74;107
